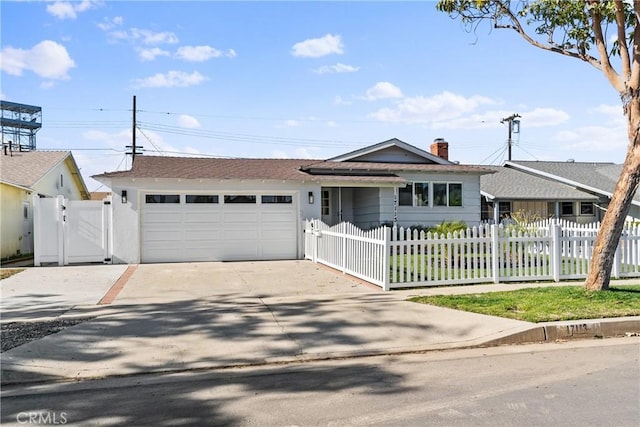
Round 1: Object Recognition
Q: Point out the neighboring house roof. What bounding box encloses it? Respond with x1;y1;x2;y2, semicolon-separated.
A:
0;150;69;188
0;151;89;199
90;191;111;200
327;138;453;165
480;166;598;201
507;161;640;206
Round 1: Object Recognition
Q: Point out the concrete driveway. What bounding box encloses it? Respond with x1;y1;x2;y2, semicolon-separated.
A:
0;264;128;322
113;260;375;304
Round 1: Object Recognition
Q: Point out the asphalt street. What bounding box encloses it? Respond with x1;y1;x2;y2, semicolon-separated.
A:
2;338;638;427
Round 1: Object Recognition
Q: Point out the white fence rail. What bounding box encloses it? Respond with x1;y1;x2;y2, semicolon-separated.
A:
304;219;640;290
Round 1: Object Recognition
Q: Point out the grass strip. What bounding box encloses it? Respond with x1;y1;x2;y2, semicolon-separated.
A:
408;285;640;323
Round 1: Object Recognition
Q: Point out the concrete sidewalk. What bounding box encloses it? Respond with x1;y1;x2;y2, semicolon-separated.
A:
1;261;638;386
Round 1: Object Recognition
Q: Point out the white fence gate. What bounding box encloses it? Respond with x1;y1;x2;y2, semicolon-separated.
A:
33;195;112;266
304;219;640;291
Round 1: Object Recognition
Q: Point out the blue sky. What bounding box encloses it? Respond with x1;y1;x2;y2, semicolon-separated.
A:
1;1;627;191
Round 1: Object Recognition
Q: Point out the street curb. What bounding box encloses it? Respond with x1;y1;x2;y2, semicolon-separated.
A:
481;317;640;346
2;318;638;388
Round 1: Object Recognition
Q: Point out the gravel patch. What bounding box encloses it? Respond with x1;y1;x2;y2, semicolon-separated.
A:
1;318;93;352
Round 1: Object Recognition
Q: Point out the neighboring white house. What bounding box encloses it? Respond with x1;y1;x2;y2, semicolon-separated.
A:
0;150;89;259
92;138;493;264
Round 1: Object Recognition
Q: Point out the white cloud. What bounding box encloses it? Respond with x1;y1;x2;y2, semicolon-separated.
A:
97;16;123;31
313;63;359;74
175;45;235;62
284;120;300;127
138;47;170;61
177;114;201;128
132;70;207;88
108;28;178;45
364;82;403;101
327;121;338;127
370;91;497;124
47;0;100;20
334;95;352;105
1;40;76;79
556;125;627;153
291;34;344;58
522;108;570;127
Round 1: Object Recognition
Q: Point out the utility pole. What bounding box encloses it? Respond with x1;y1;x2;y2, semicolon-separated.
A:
501;113;521;161
126;95;143;165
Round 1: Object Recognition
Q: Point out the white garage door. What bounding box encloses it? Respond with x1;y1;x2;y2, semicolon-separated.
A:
141;193;298;263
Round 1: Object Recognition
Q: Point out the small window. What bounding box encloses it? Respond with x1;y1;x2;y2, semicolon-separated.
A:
186;195;218;204
448;183;462;207
414;183;429;207
499;201;512;219
262;195;292;204
398;184;413;206
60;174;64;188
23;205;28;219
561;202;574;216
433;183;448;207
321;190;330;215
580;202;594;215
224;195;256;204
146;194;180;203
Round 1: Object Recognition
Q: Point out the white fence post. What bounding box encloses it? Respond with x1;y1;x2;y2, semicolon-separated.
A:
491;225;499;283
551;222;561;282
612;242;622;279
382;226;391;291
33;195;41;267
57;196;65;266
341;222;347;274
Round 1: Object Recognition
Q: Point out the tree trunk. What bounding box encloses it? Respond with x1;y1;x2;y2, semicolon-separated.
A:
585;110;640;291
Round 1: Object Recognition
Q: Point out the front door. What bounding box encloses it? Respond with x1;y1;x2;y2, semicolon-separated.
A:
321;189;332;224
21;201;32;255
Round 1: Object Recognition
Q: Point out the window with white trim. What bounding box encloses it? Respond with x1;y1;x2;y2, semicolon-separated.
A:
433;183;463;207
399;182;429;207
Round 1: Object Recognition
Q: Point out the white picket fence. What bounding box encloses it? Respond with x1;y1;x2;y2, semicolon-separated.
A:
304;219;640;291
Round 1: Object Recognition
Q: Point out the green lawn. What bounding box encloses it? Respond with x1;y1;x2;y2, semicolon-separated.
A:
408;285;640;322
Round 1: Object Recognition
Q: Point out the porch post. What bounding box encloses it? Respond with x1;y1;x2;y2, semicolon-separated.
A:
493;200;500;225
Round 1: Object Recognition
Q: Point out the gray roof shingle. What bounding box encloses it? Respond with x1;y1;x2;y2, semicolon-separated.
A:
508;161;640;203
480;166;597;200
93;156;493;183
0;150;70;188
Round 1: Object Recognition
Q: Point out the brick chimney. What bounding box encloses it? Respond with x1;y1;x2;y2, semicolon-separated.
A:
430;138;448;160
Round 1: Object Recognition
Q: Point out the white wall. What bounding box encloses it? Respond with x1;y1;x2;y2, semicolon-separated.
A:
33;160;84;200
385;172;483;228
107;178;321;264
349;146;433;164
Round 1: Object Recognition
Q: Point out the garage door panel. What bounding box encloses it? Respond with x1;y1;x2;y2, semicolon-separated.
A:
144;230;183;241
224;229;260;240
141;193;297;263
223;212;259;223
184;230;222;240
184;212;222;223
